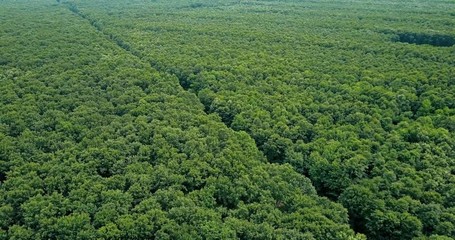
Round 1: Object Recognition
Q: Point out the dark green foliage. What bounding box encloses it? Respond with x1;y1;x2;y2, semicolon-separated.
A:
63;0;455;239
395;32;455;47
0;0;363;239
1;0;454;239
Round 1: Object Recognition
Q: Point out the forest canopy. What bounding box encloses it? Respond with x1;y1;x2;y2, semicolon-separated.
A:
0;0;454;239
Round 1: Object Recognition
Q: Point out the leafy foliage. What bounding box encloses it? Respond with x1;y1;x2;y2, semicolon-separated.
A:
1;0;454;239
0;0;364;239
65;0;455;239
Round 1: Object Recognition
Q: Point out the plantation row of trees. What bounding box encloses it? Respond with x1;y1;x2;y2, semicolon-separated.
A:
68;0;455;239
0;1;365;239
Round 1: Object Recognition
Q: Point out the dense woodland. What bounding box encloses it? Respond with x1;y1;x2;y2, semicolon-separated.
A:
0;0;454;239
